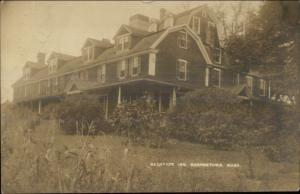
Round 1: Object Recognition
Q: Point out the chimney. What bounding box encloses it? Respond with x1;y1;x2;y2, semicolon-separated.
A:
160;8;167;20
129;14;150;31
37;52;46;65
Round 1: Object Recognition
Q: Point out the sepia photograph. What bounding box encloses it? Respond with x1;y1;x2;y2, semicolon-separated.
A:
1;0;299;192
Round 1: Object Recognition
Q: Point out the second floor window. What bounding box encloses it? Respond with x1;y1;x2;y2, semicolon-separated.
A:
213;48;222;64
79;70;88;81
206;21;215;45
177;31;189;49
259;79;266;96
132;56;141;76
97;65;106;82
192;16;201;35
117;36;129;51
176;59;188;81
119;60;127;79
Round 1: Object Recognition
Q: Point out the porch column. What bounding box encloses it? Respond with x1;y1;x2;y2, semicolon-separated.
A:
117;86;122;105
158;91;162;113
38;100;42;114
169;87;177;109
268;80;271;99
105;96;108;119
205;67;210;87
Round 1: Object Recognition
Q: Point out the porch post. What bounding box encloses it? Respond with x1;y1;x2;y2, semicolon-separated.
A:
172;87;177;107
170;87;177;109
117;86;122;105
105;95;108;119
268;80;271;99
158;91;162;113
38;100;42;114
205;67;210;87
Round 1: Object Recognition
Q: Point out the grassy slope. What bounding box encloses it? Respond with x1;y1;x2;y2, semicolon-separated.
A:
49;129;299;192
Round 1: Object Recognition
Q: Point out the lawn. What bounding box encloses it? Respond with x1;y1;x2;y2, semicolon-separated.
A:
2;118;299;192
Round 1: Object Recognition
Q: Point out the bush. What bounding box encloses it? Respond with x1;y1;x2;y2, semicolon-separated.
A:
46;94;111;135
109;99;169;148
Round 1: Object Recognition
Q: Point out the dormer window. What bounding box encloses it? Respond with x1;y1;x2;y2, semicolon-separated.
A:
149;22;158;32
163;16;174;28
116;36;129;51
177;31;189;49
48;58;58;74
24;68;31;80
83;46;94;61
192;16;201;34
213;48;222;64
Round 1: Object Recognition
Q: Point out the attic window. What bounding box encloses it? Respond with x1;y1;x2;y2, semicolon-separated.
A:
192;16;201;34
164;16;174;28
83;46;94;61
213;48;222;64
24;68;31;80
48;58;58;73
117;36;129;51
177;31;189;49
149;22;158;32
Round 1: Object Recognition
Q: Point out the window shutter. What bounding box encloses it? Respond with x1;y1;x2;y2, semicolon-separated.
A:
186;61;190;81
176;60;179;79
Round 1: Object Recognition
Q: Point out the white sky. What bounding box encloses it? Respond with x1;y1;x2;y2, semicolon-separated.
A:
1;1;261;103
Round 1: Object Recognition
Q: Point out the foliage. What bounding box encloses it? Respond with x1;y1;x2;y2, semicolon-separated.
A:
44;94;111;135
167;88;270;150
109;99;169;148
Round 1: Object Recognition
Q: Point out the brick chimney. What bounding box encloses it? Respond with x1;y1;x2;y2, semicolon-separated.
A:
37;52;46;65
129;14;150;31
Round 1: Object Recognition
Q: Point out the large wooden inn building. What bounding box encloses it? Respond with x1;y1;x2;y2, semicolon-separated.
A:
12;5;272;117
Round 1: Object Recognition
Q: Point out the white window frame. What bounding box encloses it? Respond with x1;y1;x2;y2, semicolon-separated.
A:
192;16;201;35
177;31;188;49
164;16;174;28
207;21;215;45
148;22;158;32
132;56;141;76
212;68;221;88
259;79;266;96
119;60;127;79
117;35;129;51
97;65;106;82
213;48;222;64
246;75;253;93
176;59;188;81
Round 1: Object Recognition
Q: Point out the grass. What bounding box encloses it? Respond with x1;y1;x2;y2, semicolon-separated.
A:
1;114;299;192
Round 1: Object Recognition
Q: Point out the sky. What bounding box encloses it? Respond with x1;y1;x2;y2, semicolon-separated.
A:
1;1;261;103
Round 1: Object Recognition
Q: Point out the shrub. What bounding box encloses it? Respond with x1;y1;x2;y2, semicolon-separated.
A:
109;99;169;148
46;94;111;135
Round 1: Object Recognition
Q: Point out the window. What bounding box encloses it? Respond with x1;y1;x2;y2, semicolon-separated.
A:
206;21;215;45
149;22;158;32
192;16;201;34
246;76;253;93
132;56;141;76
24;68;31;80
211;68;221;88
97;65;106;82
117;36;129;51
213;48;222;64
176;59;188;81
202;11;207;17
259;79;266;96
164;16;174;28
48;58;57;73
119;60;127;79
79;70;88;81
83;46;94;61
177;31;189;49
